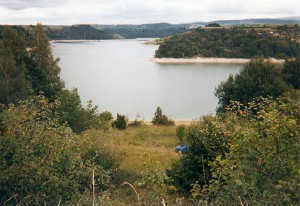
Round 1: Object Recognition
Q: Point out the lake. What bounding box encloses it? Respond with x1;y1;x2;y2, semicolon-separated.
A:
52;39;243;120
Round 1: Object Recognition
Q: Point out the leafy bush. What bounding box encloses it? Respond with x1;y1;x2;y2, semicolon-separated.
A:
168;115;231;192
204;96;300;205
169;95;300;205
55;88;113;133
112;113;127;130
136;153;176;205
0;95;80;205
83;100;113;131
151;107;174;126
0;95;115;205
76;133;118;193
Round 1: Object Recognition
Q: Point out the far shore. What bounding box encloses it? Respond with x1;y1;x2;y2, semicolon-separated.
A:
150;57;285;64
50;40;103;43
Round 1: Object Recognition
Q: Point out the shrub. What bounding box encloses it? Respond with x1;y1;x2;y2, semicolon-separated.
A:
112;113;127;130
176;125;186;143
168;115;231;192
0;95;81;205
128;120;145;127
205;96;300;205
169;95;300;205
55;89;113;133
0;95;115;205
151;106;174;126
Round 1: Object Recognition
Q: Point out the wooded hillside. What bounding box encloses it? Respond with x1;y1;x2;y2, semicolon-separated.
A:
156;27;300;59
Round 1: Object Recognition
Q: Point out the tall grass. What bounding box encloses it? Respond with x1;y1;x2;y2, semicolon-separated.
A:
79;125;186;205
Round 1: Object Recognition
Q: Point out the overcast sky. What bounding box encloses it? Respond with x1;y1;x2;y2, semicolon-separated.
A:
0;0;299;25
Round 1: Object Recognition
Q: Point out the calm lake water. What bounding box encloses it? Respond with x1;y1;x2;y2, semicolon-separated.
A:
52;39;243;120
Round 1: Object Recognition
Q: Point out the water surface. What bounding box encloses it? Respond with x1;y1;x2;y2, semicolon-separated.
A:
52;40;242;120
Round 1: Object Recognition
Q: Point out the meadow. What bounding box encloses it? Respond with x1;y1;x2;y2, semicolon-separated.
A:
80;125;187;205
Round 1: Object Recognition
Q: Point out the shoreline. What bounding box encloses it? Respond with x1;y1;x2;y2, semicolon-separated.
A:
50;40;103;43
150;57;285;64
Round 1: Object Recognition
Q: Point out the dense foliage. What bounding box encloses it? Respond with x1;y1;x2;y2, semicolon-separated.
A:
155;27;300;58
29;24;65;99
169;94;300;205
55;88;113;133
111;113;127;130
0;24;64;104
0;96;116;205
215;57;299;113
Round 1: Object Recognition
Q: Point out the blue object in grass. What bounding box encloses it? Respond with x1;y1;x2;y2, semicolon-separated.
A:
175;145;188;153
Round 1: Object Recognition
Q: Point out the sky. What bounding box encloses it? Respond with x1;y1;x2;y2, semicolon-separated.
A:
0;0;299;25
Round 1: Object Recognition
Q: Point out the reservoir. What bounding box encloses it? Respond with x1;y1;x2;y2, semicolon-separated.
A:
52;39;243;120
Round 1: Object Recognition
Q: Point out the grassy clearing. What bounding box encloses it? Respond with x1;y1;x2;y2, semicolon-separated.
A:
84;126;180;174
81;125;183;205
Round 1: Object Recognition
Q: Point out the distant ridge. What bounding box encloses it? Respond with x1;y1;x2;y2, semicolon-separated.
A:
1;17;299;40
196;17;300;26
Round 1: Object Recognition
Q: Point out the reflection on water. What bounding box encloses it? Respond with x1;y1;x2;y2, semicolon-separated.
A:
52;40;242;120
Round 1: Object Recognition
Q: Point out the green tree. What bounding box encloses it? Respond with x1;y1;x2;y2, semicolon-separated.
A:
55;88;85;133
111;113;127;130
0;27;32;104
83;101;113;131
29;23;64;99
215;58;290;113
55;89;113;133
151;106;174;126
0;42;31;104
2;26;27;65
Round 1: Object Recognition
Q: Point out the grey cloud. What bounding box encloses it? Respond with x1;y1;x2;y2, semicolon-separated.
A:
1;0;299;25
0;0;62;10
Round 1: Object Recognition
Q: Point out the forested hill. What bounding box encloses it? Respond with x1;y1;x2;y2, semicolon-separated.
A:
45;24;114;40
155;27;300;59
93;23;189;39
0;23;188;40
0;24;115;40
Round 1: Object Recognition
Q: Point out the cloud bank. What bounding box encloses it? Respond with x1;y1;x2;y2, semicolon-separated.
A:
0;0;299;24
